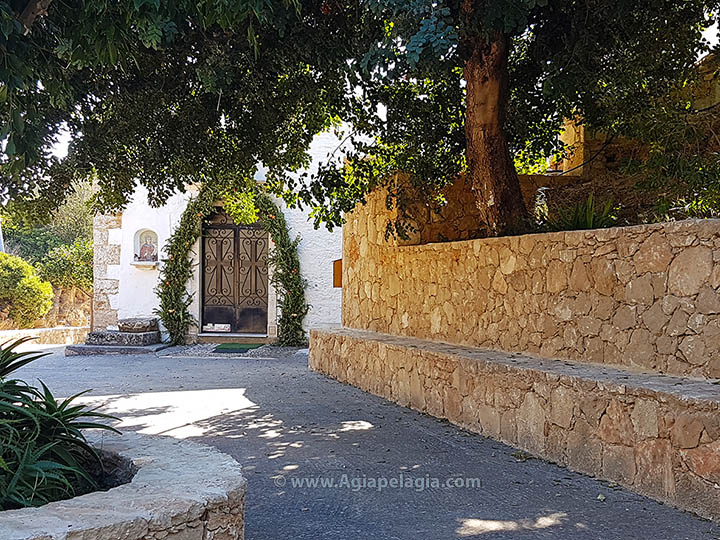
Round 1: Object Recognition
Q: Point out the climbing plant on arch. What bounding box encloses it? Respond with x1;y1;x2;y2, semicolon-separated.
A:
155;184;308;346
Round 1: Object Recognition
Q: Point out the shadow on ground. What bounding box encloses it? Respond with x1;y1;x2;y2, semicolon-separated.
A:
17;348;720;540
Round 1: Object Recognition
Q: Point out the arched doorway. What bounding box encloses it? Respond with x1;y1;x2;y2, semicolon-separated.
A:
201;208;269;334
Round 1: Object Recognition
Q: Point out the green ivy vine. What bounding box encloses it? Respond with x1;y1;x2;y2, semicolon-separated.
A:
155;184;308;346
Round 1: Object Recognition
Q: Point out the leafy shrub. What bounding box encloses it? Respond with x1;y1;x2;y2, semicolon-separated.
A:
2;223;64;263
38;239;94;293
0;338;117;510
223;190;259;225
648;194;720;223
538;193;619;232
0;253;54;327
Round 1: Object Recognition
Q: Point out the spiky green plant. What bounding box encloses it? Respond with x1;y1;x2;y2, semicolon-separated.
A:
540;193;620;232
0;338;118;510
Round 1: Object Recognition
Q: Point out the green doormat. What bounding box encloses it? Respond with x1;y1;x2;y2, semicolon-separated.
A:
213;343;264;353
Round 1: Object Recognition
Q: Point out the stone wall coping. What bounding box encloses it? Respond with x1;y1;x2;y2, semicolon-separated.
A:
0;326;90;338
0;432;248;540
312;328;720;408
0;326;90;345
394;217;720;251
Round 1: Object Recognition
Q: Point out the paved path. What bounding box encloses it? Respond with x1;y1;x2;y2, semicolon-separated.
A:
17;347;720;540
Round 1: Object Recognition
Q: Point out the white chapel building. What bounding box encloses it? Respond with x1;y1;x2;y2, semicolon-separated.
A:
91;133;343;343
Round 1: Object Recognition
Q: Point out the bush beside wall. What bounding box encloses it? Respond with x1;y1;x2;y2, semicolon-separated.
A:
38;239;94;293
0;253;54;328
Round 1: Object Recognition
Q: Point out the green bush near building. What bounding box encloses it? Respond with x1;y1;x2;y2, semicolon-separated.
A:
0;253;54;328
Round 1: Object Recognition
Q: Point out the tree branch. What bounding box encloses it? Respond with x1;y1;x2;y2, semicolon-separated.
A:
19;0;54;33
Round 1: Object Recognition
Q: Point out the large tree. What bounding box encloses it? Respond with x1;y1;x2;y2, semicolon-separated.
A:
305;0;718;236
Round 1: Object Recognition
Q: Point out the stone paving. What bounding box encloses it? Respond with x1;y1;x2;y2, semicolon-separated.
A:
15;346;720;540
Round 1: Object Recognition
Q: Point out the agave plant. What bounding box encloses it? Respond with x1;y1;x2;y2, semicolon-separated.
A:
539;193;620;232
0;337;49;379
0;338;118;510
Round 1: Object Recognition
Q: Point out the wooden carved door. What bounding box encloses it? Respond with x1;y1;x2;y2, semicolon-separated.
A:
202;209;269;334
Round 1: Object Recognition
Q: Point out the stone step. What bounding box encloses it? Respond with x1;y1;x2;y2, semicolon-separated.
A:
310;327;720;521
86;330;161;347
65;343;169;356
118;317;159;333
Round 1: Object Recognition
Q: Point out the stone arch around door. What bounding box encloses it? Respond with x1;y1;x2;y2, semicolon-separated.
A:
201;208;274;335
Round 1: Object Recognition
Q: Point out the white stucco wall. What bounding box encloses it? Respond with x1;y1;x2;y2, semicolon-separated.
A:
278;202;342;330
271;132;343;330
113;131;343;335
117;187;199;323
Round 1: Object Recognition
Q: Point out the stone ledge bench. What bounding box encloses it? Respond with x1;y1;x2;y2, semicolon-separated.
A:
310;327;720;520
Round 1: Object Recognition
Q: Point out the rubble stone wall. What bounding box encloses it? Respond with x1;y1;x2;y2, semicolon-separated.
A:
39;286;91;328
0;286;91;330
343;190;720;379
310;328;720;520
377;174;569;246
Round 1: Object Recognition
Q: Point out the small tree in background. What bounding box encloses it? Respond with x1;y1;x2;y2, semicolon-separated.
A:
37;239;93;294
0;253;53;327
3;181;95;262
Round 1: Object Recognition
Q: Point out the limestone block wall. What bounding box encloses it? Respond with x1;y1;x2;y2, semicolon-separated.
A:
343;190;720;379
93;214;123;330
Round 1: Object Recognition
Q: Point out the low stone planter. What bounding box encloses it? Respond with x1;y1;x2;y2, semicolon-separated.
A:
0;432;248;540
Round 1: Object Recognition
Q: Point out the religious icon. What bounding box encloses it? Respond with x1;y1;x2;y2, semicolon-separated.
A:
135;232;158;262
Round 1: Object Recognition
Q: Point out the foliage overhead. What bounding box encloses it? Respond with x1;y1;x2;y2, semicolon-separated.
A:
0;0;719;234
0;0;379;217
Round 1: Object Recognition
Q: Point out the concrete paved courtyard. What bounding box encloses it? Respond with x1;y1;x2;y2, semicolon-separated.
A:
16;346;720;540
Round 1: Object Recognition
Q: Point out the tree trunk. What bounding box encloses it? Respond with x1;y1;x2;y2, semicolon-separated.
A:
464;34;528;236
19;0;53;32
